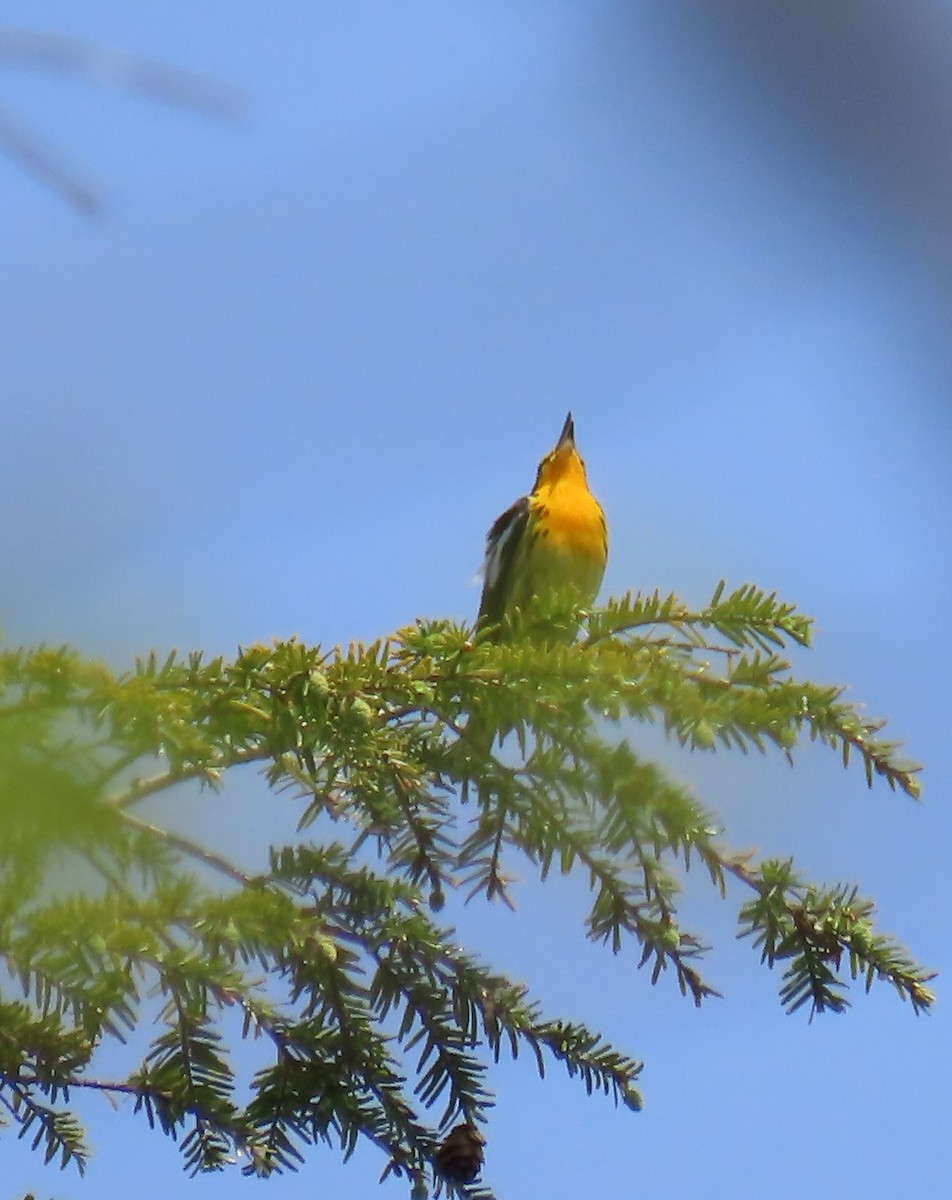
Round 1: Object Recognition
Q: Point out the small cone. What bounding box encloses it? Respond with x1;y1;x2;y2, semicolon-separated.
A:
434;1123;486;1184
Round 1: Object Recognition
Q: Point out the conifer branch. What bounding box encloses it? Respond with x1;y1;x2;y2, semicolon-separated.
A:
0;589;930;1194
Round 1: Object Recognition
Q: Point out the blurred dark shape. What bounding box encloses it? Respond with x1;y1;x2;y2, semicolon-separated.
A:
681;2;952;311
434;1123;486;1184
0;29;246;118
0;26;247;215
0;103;101;214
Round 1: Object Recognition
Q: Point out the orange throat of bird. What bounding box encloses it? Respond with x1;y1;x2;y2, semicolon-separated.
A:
534;465;607;566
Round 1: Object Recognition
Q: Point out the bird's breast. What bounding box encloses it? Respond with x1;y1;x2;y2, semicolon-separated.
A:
534;484;607;565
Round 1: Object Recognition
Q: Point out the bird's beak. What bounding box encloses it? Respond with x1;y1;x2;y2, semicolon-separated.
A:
556;411;575;450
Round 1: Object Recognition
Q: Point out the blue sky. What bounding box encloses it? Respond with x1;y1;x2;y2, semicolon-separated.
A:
1;3;950;1197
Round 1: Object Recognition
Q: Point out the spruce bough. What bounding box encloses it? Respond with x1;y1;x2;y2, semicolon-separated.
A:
0;583;932;1198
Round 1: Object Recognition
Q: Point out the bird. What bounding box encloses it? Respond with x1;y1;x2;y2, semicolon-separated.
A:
477;411;607;638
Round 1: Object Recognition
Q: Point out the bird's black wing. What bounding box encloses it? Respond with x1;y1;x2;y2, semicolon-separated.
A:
477;495;531;631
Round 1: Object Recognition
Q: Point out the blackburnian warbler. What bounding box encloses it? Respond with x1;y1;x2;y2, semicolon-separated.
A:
478;412;607;636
